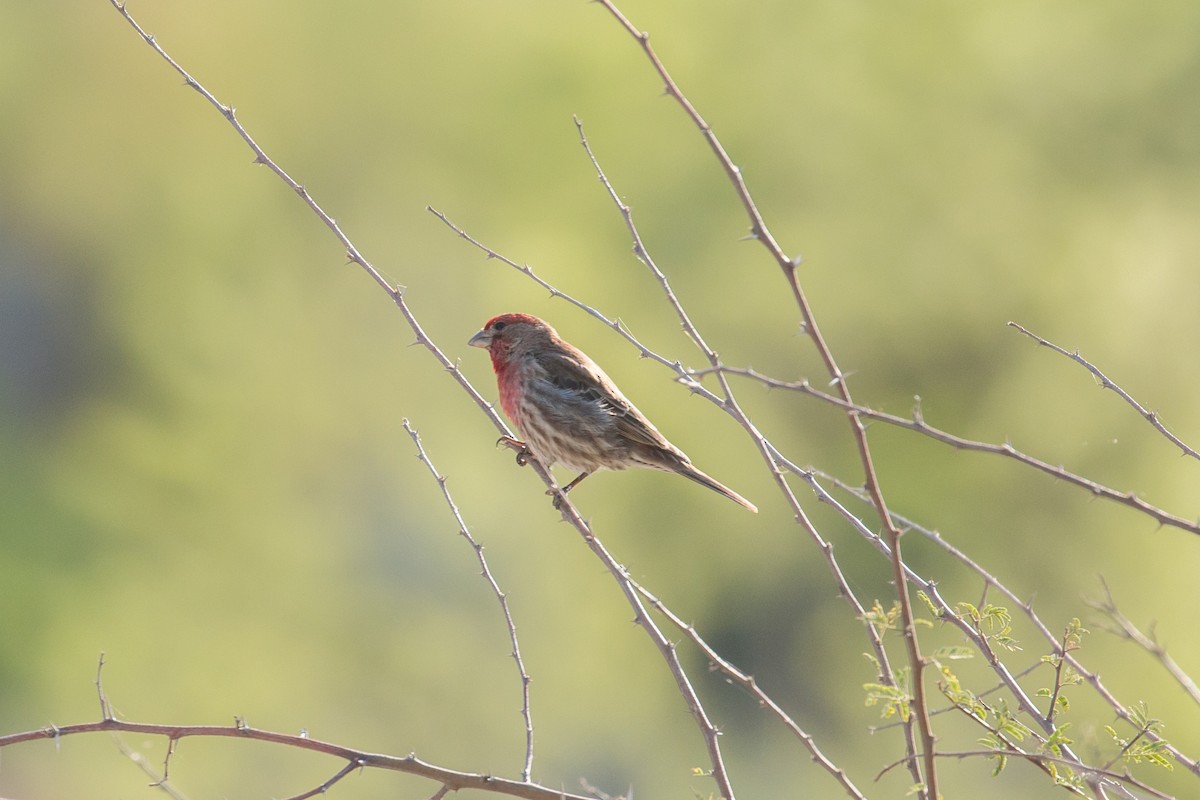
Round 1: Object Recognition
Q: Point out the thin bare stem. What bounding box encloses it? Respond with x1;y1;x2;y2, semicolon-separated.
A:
96;652;115;720
110;732;189;800
106;4;527;447
403;419;535;781
282;759;365;800
632;580;867;800
1009;322;1200;460
433;205;924;792
588;2;795;274
574;524;740;797
107;4;735;794
567;119;929;787
1087;578;1200;708
0;717;589;800
707;365;1200;537
585;5;940;792
572;116;713;358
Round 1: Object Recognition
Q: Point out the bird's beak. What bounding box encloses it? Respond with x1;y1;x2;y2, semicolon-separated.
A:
468;328;492;349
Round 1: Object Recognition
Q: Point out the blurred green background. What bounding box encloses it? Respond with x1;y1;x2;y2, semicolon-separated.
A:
2;1;1199;798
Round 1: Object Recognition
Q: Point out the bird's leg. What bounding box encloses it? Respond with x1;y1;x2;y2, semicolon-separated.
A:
496;435;532;467
550;471;591;510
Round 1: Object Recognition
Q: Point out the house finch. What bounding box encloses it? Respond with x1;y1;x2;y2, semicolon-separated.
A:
468;313;758;512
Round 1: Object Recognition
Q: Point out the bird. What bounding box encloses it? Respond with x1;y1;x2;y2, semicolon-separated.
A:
468;313;757;512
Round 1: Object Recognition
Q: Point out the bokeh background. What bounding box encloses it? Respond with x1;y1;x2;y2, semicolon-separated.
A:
2;2;1199;798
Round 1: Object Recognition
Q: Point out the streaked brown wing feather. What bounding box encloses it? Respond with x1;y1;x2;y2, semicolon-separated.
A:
537;346;672;452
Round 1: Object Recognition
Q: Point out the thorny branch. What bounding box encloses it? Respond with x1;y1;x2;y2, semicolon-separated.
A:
1009;322;1200;461
429;205;918;788
61;4;1192;800
0;716;587;800
819;471;1199;778
106;2;739;797
588;3;940;793
403;419;535;781
1087;578;1200;708
696;365;1200;538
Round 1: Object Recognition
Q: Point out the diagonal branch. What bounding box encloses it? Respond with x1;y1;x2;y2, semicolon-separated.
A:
587;4;938;793
705;365;1200;537
1009;322;1200;461
106;6;737;795
631;581;867;800
819;471;1200;778
1087;578;1200;708
0;717;589;800
282;759;364;800
432;204;928;794
403;419;535;781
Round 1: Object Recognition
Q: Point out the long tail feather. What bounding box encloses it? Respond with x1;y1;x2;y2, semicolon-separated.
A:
677;463;758;513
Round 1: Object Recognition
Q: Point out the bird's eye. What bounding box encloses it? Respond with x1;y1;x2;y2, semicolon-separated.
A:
491;321;507;331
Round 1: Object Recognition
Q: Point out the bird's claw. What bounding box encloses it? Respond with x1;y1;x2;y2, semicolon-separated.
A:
548;488;567;510
496;435;532;467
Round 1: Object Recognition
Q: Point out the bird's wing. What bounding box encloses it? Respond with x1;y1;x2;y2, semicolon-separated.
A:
539;347;673;451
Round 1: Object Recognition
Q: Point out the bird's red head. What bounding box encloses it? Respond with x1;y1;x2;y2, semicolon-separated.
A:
469;313;547;350
482;313;544;334
468;313;554;373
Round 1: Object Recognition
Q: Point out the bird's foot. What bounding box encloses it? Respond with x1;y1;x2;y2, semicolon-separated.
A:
548;471;588;510
548;487;567;510
496;435;532;467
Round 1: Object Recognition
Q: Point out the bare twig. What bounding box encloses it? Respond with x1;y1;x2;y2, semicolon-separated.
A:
584;5;940;793
582;537;738;798
101;653;191;797
587;2;796;275
403;419;535;781
110;733;189;800
106;3;736;795
1009;322;1200;461
282;759;365;800
432;203;922;796
569;116;930;788
705;365;1200;537
572;116;716;361
0;717;590;800
96;652;114;720
104;5;527;450
433;200;932;795
1087;578;1200;708
632;580;867;800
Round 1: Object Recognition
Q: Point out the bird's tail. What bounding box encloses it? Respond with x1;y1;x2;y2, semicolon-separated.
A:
678;463;758;513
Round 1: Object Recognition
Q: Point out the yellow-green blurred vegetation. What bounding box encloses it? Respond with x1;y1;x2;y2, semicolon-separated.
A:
2;1;1199;798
